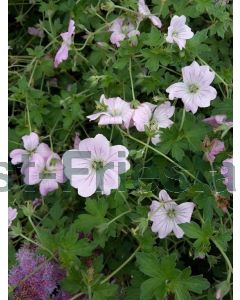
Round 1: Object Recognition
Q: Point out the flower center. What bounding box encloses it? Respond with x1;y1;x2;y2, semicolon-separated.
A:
167;209;176;218
148;119;159;133
188;84;199;94
92;160;104;170
172;31;178;37
41;169;52;179
110;108;121;116
122;25;129;35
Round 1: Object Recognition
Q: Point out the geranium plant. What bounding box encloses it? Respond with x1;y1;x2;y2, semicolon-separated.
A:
9;0;232;299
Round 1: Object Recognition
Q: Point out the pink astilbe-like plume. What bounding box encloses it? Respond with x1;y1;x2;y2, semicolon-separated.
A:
9;245;65;299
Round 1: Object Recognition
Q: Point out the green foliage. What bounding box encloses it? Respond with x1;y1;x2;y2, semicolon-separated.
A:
137;253;209;299
8;0;232;299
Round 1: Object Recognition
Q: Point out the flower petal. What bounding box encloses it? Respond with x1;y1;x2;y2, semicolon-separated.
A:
22;132;39;151
175;202;195;224
10;149;28;164
166;82;188;100
39;179;59;196
149;16;162;29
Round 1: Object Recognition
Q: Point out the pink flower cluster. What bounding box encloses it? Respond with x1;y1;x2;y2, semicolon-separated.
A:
148;190;195;239
10;132;65;196
87;95;175;145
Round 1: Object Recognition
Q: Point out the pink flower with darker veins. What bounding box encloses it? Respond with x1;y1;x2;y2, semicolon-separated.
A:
54;19;75;68
138;0;162;29
8;207;17;227
166;61;217;114
148;190;195;239
87;94;133;128
166;15;194;50
204;139;225;163
203;115;233;128
64;134;130;197
221;158;233;193
9;132;52;174
109;17;140;47
133;101;175;145
24;153;65;196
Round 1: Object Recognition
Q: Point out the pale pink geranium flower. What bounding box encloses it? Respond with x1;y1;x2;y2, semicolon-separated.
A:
148;190;195;239
9;132;52;174
132;102;156;132
166;15;194;50
54;19;75;68
109;17;140;47
166;61;217;114
8;207;17;227
24;153;65;196
204;139;225;163
221;158;233;193
65;134;130;197
203;115;233;128
133;101;175;145
87;94;133;128
138;0;162;29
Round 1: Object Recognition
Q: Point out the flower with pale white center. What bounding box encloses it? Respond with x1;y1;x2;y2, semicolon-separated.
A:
24;153;65;196
166;61;217;114
54;19;75;68
109;17;140;47
132;101;175;145
8;207;17;227
9;132;52;174
138;0;162;29
64;134;130;197
148;190;195;239
87;94;133;128
166;15;194;50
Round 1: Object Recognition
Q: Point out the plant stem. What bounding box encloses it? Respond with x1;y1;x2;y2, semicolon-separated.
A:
179;109;186;132
114;5;139;15
118;127;201;183
211;238;233;282
129;58;136;101
141;136;151;176
100;245;140;284
87;285;92;300
107;209;131;226
69;292;85;300
210;162;217;192
20;233;55;259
